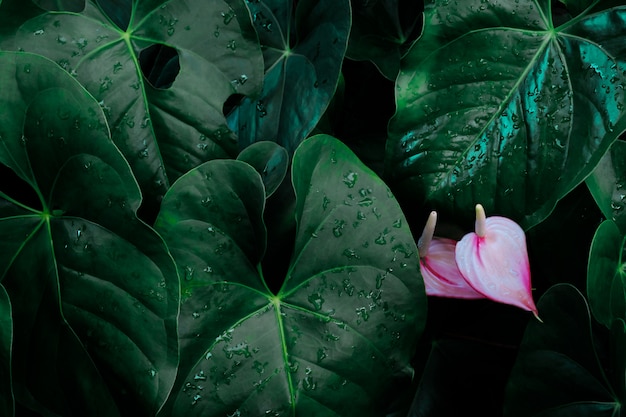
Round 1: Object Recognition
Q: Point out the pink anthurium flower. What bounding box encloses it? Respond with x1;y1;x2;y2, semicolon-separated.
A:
419;211;485;299
455;204;540;319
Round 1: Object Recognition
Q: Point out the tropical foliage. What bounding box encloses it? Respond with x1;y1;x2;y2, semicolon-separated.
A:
0;0;625;416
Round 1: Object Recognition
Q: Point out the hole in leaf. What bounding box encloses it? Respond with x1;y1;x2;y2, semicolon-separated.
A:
223;93;245;117
32;0;85;12
139;44;180;90
96;0;132;31
0;165;42;212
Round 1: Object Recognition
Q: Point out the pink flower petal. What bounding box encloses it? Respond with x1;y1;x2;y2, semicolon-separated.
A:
421;237;485;299
455;215;538;315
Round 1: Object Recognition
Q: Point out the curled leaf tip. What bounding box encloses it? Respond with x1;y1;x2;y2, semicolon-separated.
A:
475;204;486;237
418;211;437;258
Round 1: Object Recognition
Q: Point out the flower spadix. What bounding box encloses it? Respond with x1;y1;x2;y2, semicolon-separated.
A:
418;211;484;299
455;204;539;318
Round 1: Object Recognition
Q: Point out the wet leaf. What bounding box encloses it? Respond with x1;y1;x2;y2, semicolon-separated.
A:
155;134;426;416
586;140;626;233
4;0;263;212
227;0;350;154
505;284;619;417
386;0;626;229
0;51;179;416
587;220;626;329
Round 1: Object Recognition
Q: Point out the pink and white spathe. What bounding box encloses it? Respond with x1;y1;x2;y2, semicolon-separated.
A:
418;211;484;299
418;204;539;319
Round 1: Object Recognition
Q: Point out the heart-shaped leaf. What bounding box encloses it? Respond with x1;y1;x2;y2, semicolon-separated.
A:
0;51;179;416
227;0;350;154
587;140;626;233
386;0;626;229
587;219;626;329
346;0;422;80
455;213;536;315
4;0;263;212
155;134;426;416
0;285;13;417
504;284;619;417
237;141;289;197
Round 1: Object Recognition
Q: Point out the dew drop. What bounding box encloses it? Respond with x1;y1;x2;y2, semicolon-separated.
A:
256;100;267;117
222;9;236;24
307;293;324;311
184;266;194;281
342;171;358;188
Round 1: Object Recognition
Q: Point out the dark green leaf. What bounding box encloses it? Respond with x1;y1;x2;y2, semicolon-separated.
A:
0;51;179;416
346;0;422;80
5;0;263;212
504;284;618;417
237;141;289;197
0;285;13;417
586;140;626;233
155;134;426;416
228;0;350;154
386;0;626;229
587;220;626;328
610;319;626;406
32;0;85;12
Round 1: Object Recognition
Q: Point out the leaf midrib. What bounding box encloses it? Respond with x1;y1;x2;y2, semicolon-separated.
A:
430;30;554;196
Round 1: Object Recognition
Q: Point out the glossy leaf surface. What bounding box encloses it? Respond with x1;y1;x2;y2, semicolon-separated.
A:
587;220;626;328
587;140;626;233
0;51;179;416
386;0;626;229
505;284;619;417
155;134;426;416
227;0;350;154
5;0;263;210
237;141;289;197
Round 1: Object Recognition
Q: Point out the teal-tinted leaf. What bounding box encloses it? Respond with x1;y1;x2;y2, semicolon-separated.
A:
505;284;618;417
237;141;289;197
386;0;626;229
587;220;626;328
0;285;13;417
0;51;179;416
6;0;263;212
587;140;626;233
155;134;426;416
346;0;422;80
228;0;350;154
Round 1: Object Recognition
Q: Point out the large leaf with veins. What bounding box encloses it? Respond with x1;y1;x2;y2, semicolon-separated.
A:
227;0;350;154
386;0;626;229
155;134;426;416
0;51;179;416
4;0;263;212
